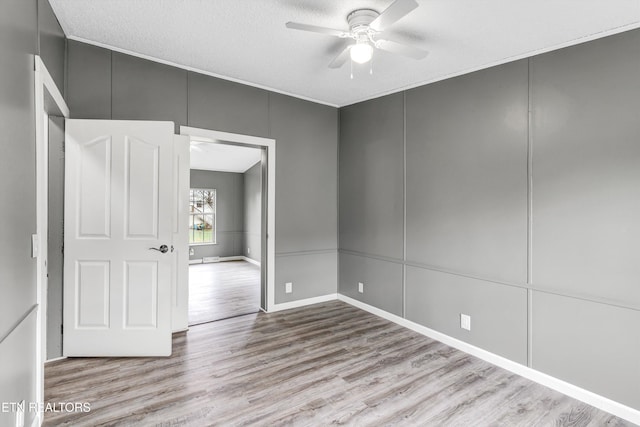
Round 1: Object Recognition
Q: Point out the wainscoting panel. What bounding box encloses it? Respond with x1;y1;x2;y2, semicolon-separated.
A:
275;251;337;304
339;252;403;317
532;290;640;409
405;266;528;364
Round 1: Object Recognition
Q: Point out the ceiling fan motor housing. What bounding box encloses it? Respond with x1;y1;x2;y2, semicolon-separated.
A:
347;9;379;35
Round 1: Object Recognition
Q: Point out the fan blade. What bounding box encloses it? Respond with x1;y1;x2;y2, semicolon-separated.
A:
286;22;349;38
329;43;353;69
370;0;419;31
376;39;428;59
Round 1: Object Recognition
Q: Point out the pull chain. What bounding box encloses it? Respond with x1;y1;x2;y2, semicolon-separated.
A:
350;58;354;80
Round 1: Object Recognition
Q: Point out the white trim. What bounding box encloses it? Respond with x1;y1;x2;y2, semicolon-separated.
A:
189;256;259;265
339;21;640;108
180;126;277;312
66;36;339;108
34;63;44;420
35;57;70;117
31;413;41;427
269;294;338;313
44;356;68;364
201;256;244;263
185;127;275;148
337;294;640;425
34;56;70;427
243;256;261;267
67;22;640;109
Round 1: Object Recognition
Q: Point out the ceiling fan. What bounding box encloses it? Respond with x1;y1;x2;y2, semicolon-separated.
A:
285;0;427;69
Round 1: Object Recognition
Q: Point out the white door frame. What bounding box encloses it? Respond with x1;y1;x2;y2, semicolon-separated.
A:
179;126;276;311
34;56;69;424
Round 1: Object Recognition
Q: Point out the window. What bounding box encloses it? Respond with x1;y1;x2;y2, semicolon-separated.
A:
189;189;216;244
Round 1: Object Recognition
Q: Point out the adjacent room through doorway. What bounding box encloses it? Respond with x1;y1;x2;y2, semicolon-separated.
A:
188;141;264;325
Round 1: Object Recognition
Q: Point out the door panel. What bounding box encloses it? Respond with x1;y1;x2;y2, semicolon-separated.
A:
124;261;158;328
76;260;110;328
78;136;111;238
125;137;159;238
64;119;173;357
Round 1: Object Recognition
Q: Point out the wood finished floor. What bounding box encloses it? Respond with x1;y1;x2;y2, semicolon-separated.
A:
44;301;633;427
189;261;260;325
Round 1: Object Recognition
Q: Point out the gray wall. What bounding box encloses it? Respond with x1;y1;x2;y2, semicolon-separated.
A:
66;41;339;307
189;169;244;259
270;93;338;303
339;29;640;410
528;30;640;409
38;0;65;94
243;161;262;263
0;0;65;425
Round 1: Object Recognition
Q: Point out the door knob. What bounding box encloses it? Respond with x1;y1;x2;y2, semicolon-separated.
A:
149;244;169;254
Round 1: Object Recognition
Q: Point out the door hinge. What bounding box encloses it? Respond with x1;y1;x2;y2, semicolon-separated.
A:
60;324;63;335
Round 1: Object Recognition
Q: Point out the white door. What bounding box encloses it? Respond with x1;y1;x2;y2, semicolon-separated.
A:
63;119;174;356
171;135;190;332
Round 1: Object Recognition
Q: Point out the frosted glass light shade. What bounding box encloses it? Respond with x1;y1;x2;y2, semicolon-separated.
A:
350;42;373;64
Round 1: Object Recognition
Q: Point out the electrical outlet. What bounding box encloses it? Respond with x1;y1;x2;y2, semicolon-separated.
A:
247;247;251;254
358;282;364;293
460;314;471;331
15;400;24;427
285;282;293;293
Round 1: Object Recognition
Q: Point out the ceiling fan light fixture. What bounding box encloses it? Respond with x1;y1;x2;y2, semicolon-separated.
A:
350;41;373;64
286;0;426;70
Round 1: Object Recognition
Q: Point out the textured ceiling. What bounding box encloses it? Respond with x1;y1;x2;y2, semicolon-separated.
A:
50;0;640;107
190;142;262;173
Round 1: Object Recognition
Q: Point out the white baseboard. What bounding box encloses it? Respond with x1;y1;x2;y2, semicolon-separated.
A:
189;256;259;265
45;356;67;364
269;293;337;312
337;294;640;426
242;256;261;267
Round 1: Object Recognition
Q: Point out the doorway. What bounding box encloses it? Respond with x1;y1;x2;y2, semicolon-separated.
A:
187;141;264;325
34;56;70;423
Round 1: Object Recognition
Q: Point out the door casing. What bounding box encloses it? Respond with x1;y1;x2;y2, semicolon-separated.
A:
34;55;69;425
180;126;276;312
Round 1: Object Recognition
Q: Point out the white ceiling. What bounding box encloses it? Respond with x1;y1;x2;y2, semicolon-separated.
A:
50;0;640;107
190;142;262;173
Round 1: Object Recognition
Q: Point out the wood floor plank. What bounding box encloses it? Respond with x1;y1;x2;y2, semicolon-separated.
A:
189;261;260;325
44;301;635;426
